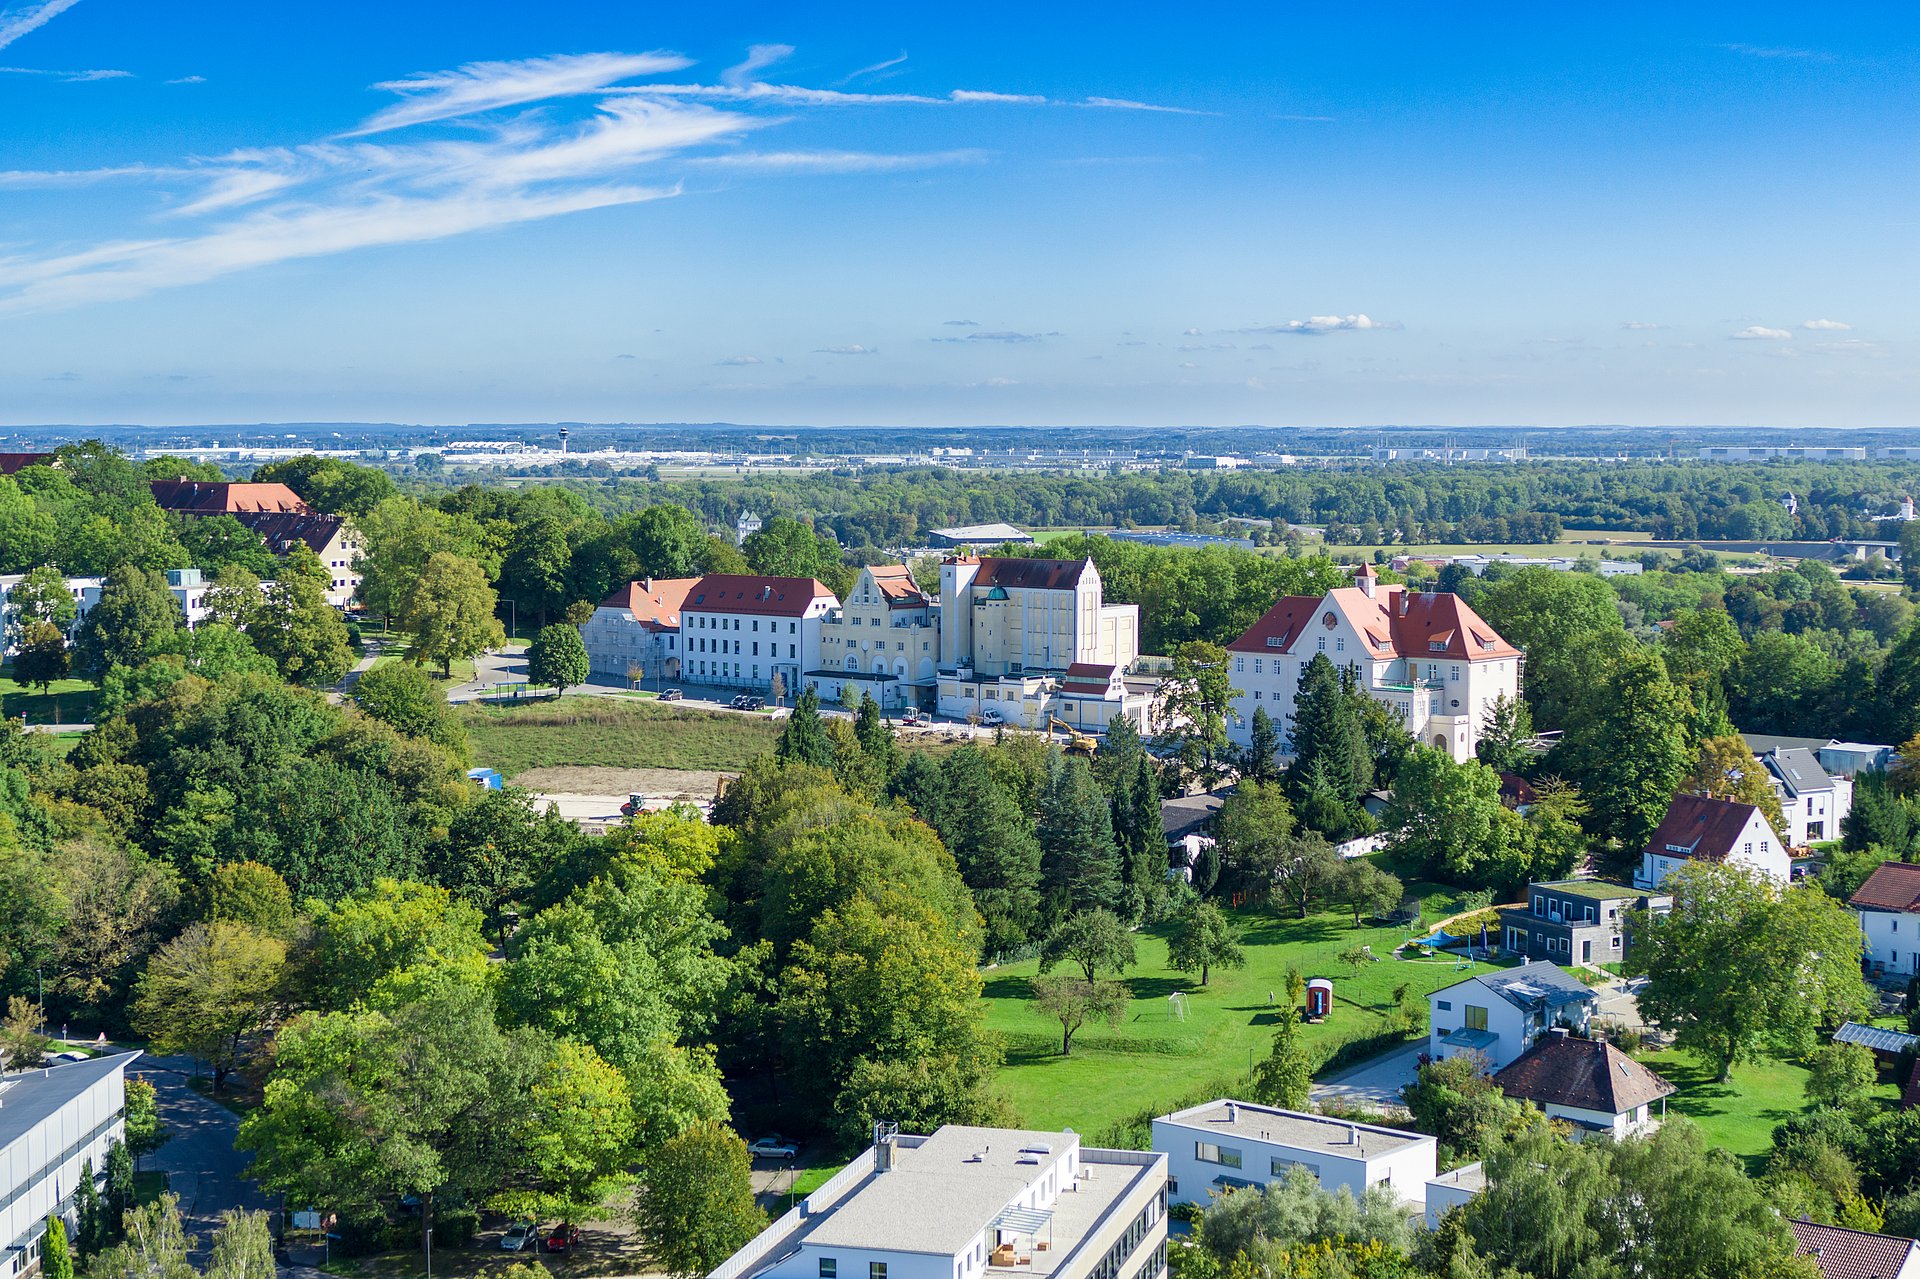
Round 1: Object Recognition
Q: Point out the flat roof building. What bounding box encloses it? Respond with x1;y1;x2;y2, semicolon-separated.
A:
710;1125;1167;1279
1151;1100;1436;1210
2;1052;141;1279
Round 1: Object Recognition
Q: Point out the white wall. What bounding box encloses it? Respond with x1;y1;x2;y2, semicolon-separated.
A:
1423;1165;1484;1230
1150;1119;1434;1211
1428;978;1530;1072
0;1059;131;1277
1862;909;1920;975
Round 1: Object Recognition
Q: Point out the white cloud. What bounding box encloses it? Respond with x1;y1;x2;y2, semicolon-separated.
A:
715;354;761;365
1731;325;1792;340
347;52;692;136
1802;318;1851;331
0;64;129;81
814;344;875;354
942;319;978;326
840;51;907;84
1081;95;1209;115
1182;327;1202;336
935;329;1059;344
1721;43;1832;61
0;0;82;52
723;44;793;88
1619;320;1665;330
950;88;1046;104
166;75;205;85
1240;314;1390;335
693;148;984;173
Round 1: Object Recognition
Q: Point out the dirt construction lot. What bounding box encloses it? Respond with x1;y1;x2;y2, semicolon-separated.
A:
519;767;733;830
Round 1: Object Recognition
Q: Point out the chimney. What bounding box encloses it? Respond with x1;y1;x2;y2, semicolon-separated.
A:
1225;1101;1238;1122
1347;1124;1358;1146
1550;1026;1570;1038
1399;590;1411;618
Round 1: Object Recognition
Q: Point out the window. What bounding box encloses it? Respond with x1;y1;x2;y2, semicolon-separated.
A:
1254;691;1262;700
1253;659;1263;674
1236;657;1245;672
1464;1005;1488;1031
1436;999;1452;1011
1336;638;1345;652
1743;842;1752;856
1270;1156;1317;1180
871;1265;888;1279
1195;1141;1242;1168
1317;638;1327;651
1532;896;1544;916
821;1262;837;1279
1611;935;1621;950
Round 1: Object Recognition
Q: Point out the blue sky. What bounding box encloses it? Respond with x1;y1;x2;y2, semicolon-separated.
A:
1;2;1914;428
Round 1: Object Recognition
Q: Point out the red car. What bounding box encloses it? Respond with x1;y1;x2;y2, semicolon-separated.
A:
545;1225;581;1254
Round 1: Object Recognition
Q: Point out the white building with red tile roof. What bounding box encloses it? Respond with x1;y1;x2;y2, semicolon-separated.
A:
813;564;940;709
581;576;699;683
1224;565;1522;762
1636;792;1786;891
1790;1218;1920;1279
681;574;839;697
1850;860;1920;978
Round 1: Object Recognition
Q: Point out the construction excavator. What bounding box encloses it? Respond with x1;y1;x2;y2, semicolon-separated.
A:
1047;715;1099;758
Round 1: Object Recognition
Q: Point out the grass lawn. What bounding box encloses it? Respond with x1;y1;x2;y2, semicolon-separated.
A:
984;888;1507;1141
132;1169;170;1208
0;667;97;724
1634;1048;1905;1171
458;696;781;776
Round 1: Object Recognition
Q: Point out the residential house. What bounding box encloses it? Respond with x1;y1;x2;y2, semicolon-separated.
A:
1636;793;1788;891
680;575;838;697
1427;961;1598;1072
1850;861;1920;978
1742;733;1894;778
1423;1164;1486;1230
1224;565;1522;763
813;565;939;709
1755;746;1852;846
1151;1100;1436;1211
936;557;1141;728
1491;1029;1674;1138
707;1124;1167;1279
1789;1219;1920;1279
0;1052;141;1279
581;577;698;683
149;479;310;514
1497;879;1668;968
236;512;362;608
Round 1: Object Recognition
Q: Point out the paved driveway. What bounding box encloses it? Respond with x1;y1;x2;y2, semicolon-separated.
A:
1309;1041;1424;1109
136;1056;271;1260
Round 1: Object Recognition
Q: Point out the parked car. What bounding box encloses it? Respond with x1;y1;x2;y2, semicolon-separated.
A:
745;696;766;711
980;708;1005;726
660;688;683;701
501;1222;539;1252
748;1135;800;1160
730;694;750;709
545;1225;581;1253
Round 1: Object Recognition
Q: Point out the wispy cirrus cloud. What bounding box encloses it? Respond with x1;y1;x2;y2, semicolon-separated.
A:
933;329;1059;343
839;51;907;85
715;354;762;366
0;0;81;52
346;52;692;136
166;74;205;85
1083;96;1212;116
1721;42;1833;61
815;344;876;354
692;148;985;173
0;64;127;81
1620;320;1666;330
723;43;793;87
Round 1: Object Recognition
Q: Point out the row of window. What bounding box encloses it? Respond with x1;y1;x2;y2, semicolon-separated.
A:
693;638;798;659
691;615;800;633
1233;655;1466;681
827;637;919;652
1085;1199;1162;1279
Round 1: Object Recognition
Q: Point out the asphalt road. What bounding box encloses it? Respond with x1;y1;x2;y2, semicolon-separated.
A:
136;1056;273;1261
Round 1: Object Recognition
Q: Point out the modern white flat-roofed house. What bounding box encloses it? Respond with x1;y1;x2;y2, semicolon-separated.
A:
681;575;839;697
1150;1100;1436;1211
1491;1029;1675;1138
1422;1163;1486;1230
581;577;698;683
1427;961;1597;1072
1851;861;1920;977
1224;566;1521;764
814;565;940;710
708;1124;1167;1279
1;1052;141;1279
1636;793;1787;891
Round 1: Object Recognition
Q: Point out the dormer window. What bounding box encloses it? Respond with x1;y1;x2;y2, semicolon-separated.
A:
1429;640;1446;652
1266;636;1283;649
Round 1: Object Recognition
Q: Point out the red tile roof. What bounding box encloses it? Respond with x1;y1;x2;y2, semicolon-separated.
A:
1492;1033;1675;1115
1789;1218;1920;1279
1850;861;1920;914
233;511;345;556
1060;662;1121;694
150;480;310;514
599;577;699;631
1643;793;1767;863
0;452;54;475
1228;579;1519;662
866;564;930;605
973;557;1090;592
684;575;837;617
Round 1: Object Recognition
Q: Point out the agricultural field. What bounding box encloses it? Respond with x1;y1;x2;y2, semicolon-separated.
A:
982;886;1507;1141
457;696;781;778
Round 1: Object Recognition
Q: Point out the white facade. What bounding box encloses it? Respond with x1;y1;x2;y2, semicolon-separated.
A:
1151;1100;1436;1212
1636;800;1787;892
1861;908;1920;976
938;558;1139;681
1758;748;1852;847
0;571;233;654
681;576;837;697
1427;963;1597;1073
1423;1163;1485;1230
814;566;939;709
709;1125;1167;1279
1225;572;1521;763
1;1053;138;1279
580;577;696;683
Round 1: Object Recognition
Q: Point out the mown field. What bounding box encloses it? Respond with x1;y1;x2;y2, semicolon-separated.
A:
0;667;97;724
983;885;1506;1141
1635;1047;1905;1172
457;696;782;777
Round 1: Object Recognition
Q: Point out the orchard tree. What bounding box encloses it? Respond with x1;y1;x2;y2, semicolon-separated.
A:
1030;973;1128;1056
1041;909;1136;982
1635;861;1872;1081
1330;859;1404;926
1167;899;1244;987
528;623;590;694
399;552;504;677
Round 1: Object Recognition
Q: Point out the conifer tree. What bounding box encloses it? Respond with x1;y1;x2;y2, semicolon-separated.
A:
1244;706;1282;784
1037;752;1125;920
775;686;834;769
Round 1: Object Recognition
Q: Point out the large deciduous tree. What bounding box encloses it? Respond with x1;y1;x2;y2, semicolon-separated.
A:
528;622;590;695
630;1122;764;1279
133;920;286;1090
74;566;181;681
1167;898;1244;987
1552;647;1695;851
398;552;504;677
1041;909;1136;982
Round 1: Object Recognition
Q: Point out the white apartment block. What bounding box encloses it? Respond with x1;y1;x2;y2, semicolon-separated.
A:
814;565;940;709
580;577;697;683
1225;566;1521;763
1;1053;139;1279
709;1124;1167;1279
680;575;838;696
1;569;234;653
1755;746;1851;846
1151;1100;1436;1211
